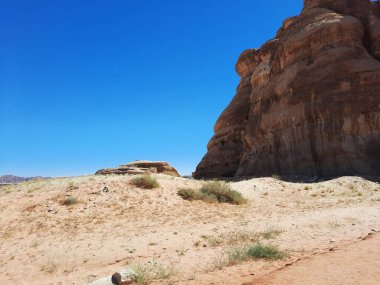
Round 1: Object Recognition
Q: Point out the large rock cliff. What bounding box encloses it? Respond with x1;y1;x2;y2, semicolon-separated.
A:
194;0;380;178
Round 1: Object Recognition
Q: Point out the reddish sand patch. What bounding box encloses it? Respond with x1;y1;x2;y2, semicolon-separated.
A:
248;233;380;285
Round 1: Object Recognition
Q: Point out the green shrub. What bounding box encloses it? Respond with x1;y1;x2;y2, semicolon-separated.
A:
61;196;78;206
131;174;160;189
246;243;285;260
212;243;286;270
178;181;246;205
200;181;247;205
178;188;203;201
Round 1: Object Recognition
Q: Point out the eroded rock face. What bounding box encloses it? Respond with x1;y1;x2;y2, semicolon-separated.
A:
194;0;380;178
96;160;180;177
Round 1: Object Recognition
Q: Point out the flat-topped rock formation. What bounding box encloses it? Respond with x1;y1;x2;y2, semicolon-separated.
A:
194;0;380;179
96;160;180;177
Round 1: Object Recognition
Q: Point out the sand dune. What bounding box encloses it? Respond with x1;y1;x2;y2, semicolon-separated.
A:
0;174;379;284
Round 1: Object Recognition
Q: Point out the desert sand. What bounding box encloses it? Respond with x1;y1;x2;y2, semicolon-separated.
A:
0;174;379;285
250;233;380;285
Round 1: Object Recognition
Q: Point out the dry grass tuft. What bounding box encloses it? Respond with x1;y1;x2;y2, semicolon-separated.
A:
131;175;160;189
178;181;247;205
66;181;78;191
61;196;78;206
130;260;177;284
202;227;283;247
41;257;59;274
211;243;286;270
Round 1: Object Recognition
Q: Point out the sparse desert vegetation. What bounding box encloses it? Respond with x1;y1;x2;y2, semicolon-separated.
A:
212;243;286;269
61;196;78;206
0;174;379;285
41;257;60;274
131;174;160;189
178;180;247;205
130;260;177;284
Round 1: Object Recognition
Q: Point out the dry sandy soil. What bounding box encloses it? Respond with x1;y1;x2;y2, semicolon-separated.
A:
250;233;380;285
0;174;379;285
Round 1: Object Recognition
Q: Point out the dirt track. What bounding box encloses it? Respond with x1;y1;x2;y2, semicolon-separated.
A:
249;233;380;285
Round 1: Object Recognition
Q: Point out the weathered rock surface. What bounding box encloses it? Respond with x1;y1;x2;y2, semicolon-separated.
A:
194;0;380;178
96;160;180;177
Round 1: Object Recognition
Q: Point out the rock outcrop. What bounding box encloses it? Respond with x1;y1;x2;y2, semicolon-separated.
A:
0;175;49;184
96;160;180;177
194;0;380;178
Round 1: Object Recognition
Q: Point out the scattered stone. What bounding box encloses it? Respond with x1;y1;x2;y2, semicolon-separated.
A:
120;267;138;283
86;276;114;285
85;268;137;285
111;273;121;285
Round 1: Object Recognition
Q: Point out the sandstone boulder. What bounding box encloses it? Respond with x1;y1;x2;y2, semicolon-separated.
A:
96;160;180;177
194;0;380;178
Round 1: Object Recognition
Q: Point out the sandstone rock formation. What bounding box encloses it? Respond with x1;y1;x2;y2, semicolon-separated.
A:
194;0;380;178
96;160;180;177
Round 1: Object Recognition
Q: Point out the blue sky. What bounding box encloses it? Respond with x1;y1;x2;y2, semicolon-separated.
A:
0;0;303;177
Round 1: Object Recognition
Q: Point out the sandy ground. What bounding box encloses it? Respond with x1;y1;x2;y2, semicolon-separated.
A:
249;233;380;285
0;174;379;285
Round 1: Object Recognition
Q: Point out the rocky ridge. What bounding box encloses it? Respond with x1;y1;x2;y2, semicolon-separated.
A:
96;160;180;177
0;175;48;184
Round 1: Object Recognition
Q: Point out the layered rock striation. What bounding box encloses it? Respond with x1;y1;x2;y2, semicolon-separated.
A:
96;160;180;177
194;0;380;178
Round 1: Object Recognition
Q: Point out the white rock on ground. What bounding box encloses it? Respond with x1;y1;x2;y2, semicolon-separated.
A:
86;268;137;285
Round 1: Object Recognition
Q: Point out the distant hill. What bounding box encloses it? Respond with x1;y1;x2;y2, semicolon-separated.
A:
0;175;48;184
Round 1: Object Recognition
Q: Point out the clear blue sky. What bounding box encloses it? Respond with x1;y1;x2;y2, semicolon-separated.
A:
0;0;302;177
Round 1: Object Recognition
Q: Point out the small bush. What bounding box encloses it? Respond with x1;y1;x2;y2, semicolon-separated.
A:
61;196;78;206
200;181;247;205
130;260;176;284
178;188;203;201
41;257;59;273
257;228;283;240
226;246;249;265
131;175;160;189
178;181;246;205
246;244;285;260
66;181;78;191
211;243;286;270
